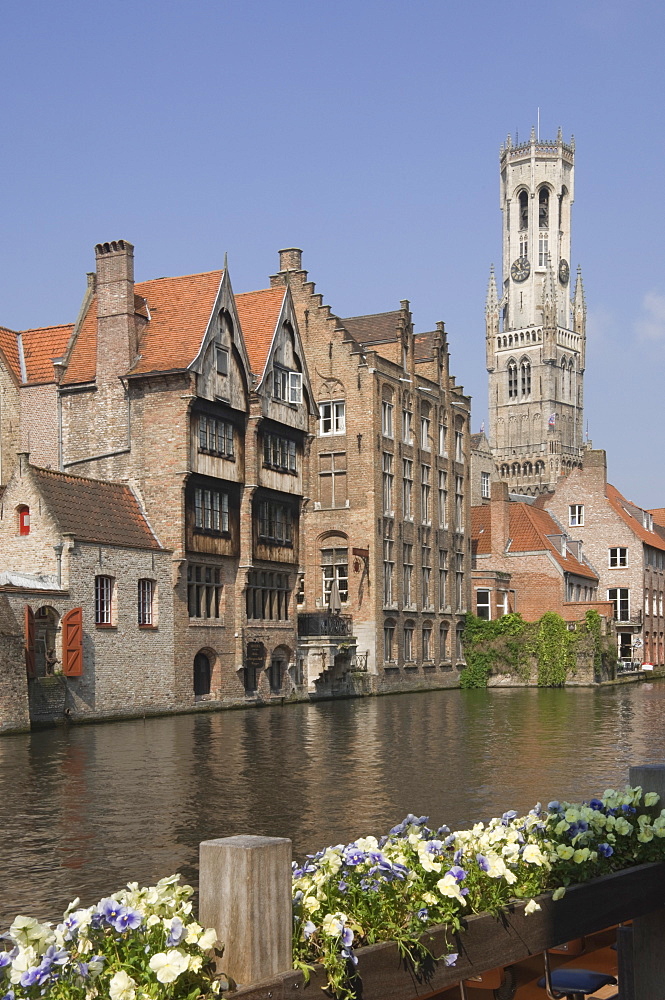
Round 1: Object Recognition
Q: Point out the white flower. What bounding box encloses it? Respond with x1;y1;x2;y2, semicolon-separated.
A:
522;844;547;866
109;970;137;1000
146;914;160;927
198;927;218;950
524;899;541;916
436;874;467;906
149;949;190;983
645;792;660;807
552;886;566;900
10;946;37;985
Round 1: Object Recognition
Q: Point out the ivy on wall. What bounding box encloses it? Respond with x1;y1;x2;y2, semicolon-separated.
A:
460;608;614;689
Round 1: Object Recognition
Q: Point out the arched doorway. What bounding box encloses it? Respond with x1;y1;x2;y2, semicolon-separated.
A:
193;651;211;697
34;606;60;676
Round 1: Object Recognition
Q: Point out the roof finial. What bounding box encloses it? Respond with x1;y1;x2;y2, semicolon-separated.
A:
530;125;536;142
223;251;228;270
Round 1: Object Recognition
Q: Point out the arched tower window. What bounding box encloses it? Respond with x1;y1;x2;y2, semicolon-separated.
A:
519;190;529;231
539;188;549;228
520;359;531;396
507;360;517;398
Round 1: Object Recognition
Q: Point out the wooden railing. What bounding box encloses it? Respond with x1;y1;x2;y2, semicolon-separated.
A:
198;764;665;1000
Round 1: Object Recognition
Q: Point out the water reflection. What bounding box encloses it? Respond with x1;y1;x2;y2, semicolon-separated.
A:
1;684;664;927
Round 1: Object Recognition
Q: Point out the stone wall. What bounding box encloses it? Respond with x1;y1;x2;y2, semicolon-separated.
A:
0;596;30;732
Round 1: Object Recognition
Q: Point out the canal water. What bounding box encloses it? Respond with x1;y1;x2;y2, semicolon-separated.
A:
2;683;664;928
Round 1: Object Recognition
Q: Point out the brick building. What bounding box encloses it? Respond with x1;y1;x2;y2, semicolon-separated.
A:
0;456;174;725
268;249;472;689
471;481;611;623
541;450;665;666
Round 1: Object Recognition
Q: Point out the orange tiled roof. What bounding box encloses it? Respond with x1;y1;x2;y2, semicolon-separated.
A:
472;501;597;579
0;326;20;382
235;287;285;378
63;271;224;384
21;325;73;384
648;508;665;528
607;483;665;552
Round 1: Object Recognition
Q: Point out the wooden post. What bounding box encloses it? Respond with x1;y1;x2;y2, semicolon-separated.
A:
629;765;665;999
199;835;292;987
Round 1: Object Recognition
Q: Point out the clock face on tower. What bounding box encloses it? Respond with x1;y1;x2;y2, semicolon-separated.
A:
511;257;530;283
558;258;570;285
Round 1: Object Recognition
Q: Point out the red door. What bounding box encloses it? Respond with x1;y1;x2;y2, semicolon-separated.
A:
62;607;83;677
24;606;35;677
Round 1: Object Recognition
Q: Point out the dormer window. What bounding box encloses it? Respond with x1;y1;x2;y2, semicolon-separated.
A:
273;366;302;404
17;505;30;536
216;345;229;376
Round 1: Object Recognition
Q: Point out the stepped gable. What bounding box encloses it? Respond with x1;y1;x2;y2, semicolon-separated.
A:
31;466;162;550
607;484;665;551
63;270;224;385
234;286;286;378
471;501;597;579
21;325;73;384
340;310;402;345
0;326;21;381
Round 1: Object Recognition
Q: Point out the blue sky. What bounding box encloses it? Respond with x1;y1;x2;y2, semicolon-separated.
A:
2;0;664;504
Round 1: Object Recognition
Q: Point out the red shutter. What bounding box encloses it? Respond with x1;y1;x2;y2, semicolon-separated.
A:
62;607;83;677
24;606;35;677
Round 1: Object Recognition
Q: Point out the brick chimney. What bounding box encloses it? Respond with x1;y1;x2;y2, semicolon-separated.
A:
490;480;511;554
580;449;608;495
95;240;136;380
278;248;302;271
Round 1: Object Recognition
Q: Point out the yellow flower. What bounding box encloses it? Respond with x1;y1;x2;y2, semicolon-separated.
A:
573;848;590;864
645;792;660;807
552;886;566;900
556;845;574;860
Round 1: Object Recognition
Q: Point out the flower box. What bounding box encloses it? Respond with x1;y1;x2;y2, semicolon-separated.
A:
231;861;665;1000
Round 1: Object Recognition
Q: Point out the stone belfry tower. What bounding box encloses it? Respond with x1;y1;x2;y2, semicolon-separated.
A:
486;127;586;494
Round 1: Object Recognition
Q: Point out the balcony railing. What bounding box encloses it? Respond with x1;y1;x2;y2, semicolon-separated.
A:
297;612;353;638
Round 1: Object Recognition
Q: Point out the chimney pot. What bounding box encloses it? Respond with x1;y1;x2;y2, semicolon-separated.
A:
278;248;303;272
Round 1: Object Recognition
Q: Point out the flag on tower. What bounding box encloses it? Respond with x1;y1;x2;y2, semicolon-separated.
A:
548;413;556;426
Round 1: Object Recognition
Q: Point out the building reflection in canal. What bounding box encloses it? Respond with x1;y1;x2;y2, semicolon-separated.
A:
0;683;663;927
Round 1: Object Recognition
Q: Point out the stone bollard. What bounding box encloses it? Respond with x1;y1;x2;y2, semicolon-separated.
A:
629;765;665;999
198;835;292;987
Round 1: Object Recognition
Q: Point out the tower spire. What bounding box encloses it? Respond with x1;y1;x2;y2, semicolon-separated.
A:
573;265;586;335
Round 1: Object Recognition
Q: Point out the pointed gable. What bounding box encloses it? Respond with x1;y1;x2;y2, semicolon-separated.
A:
0;327;20;382
21;325;73;384
606;483;665;552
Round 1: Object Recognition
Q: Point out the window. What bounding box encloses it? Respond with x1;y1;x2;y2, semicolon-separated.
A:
258;500;293;545
422;545;431;608
660;592;664;617
539;187;549;228
17;505;30;536
508;360;518;398
384;620;396;663
319;400;345;435
518;190;528;230
138;579;155;626
643;511;654;531
519;234;528;259
246;570;290;620
95;575;114;626
273;366;302;403
608;588;630;622
422;625;432;661
455;476;464;532
383;539;394;605
194;488;229;534
382;401;394;438
520;360;531;396
439;550;448;608
438;421;447;457
188;564;222;619
403;544;413;606
456;626;465;663
296;575;305;605
269;657;285;693
404;623;414;662
455;431;464;463
569;504;584;527
481;471;491;500
496;590;509;617
420;414;431;450
645;590;650;617
440;624;449;660
609;547;627;568
199;416;234;458
216;345;229;375
263;433;297;472
438;471;448;527
403;459;413;519
476;589;491;620
455;553;464;611
402;407;413;444
321;547;348;603
538;234;549;267
319;452;347;508
421;464;431;524
382;453;394;514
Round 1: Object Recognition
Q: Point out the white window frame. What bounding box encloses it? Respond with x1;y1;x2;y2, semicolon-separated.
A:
608;587;630;622
95;575;115;626
481;471;491;500
319;400;346;436
476;589;491;620
569;504;584;527
609;547;627;568
138;578;155;626
381;401;394;438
